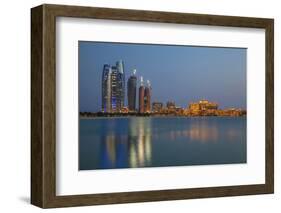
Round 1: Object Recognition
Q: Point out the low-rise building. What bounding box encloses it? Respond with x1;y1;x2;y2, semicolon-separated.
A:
152;102;163;113
189;100;218;116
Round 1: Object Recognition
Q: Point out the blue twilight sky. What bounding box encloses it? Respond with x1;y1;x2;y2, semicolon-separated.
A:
79;41;246;112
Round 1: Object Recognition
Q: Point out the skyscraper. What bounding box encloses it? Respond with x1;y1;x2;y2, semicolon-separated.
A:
101;64;112;112
110;66;118;111
139;76;145;113
127;69;137;111
116;60;125;110
144;80;151;112
139;78;152;113
101;60;125;112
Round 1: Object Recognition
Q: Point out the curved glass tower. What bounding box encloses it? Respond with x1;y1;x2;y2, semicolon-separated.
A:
116;60;125;111
101;64;112;112
110;66;118;111
101;60;125;112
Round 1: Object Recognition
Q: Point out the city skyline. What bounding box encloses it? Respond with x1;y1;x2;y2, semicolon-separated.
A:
101;60;152;113
79;41;247;112
101;61;125;112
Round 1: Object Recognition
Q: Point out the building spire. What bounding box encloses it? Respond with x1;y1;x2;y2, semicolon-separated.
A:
140;76;144;86
147;80;151;87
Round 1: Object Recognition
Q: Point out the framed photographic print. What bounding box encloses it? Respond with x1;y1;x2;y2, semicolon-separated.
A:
31;4;274;208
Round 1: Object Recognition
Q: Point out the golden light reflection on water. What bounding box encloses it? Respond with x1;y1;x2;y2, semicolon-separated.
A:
101;117;152;168
104;135;116;164
129;118;152;168
186;121;219;143
163;120;219;143
165;120;242;144
99;118;243;168
225;128;241;140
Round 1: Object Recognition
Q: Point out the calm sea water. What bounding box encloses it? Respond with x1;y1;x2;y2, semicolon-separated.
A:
79;117;246;170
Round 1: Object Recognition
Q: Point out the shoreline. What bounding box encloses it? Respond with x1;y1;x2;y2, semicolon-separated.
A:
80;115;246;119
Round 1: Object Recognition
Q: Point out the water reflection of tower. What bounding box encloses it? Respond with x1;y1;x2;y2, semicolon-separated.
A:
100;135;116;168
99;118;152;169
100;134;128;169
128;117;152;168
127;69;137;112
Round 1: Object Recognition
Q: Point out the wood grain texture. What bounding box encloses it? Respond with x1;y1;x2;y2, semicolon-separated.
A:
31;5;43;207
265;20;274;193
31;4;274;208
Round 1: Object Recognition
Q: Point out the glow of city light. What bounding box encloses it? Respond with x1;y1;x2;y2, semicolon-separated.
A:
140;76;143;86
147;80;151;87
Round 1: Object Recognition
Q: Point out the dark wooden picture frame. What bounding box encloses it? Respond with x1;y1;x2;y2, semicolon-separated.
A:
31;4;274;208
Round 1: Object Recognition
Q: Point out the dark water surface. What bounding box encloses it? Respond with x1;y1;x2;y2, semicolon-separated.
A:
79;117;246;170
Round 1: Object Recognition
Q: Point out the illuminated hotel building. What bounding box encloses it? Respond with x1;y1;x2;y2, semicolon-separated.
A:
198;100;218;110
127;69;137;111
101;60;125;112
189;100;218;112
152;102;163;112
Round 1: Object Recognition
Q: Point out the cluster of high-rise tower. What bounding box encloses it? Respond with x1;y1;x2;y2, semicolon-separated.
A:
101;60;151;113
